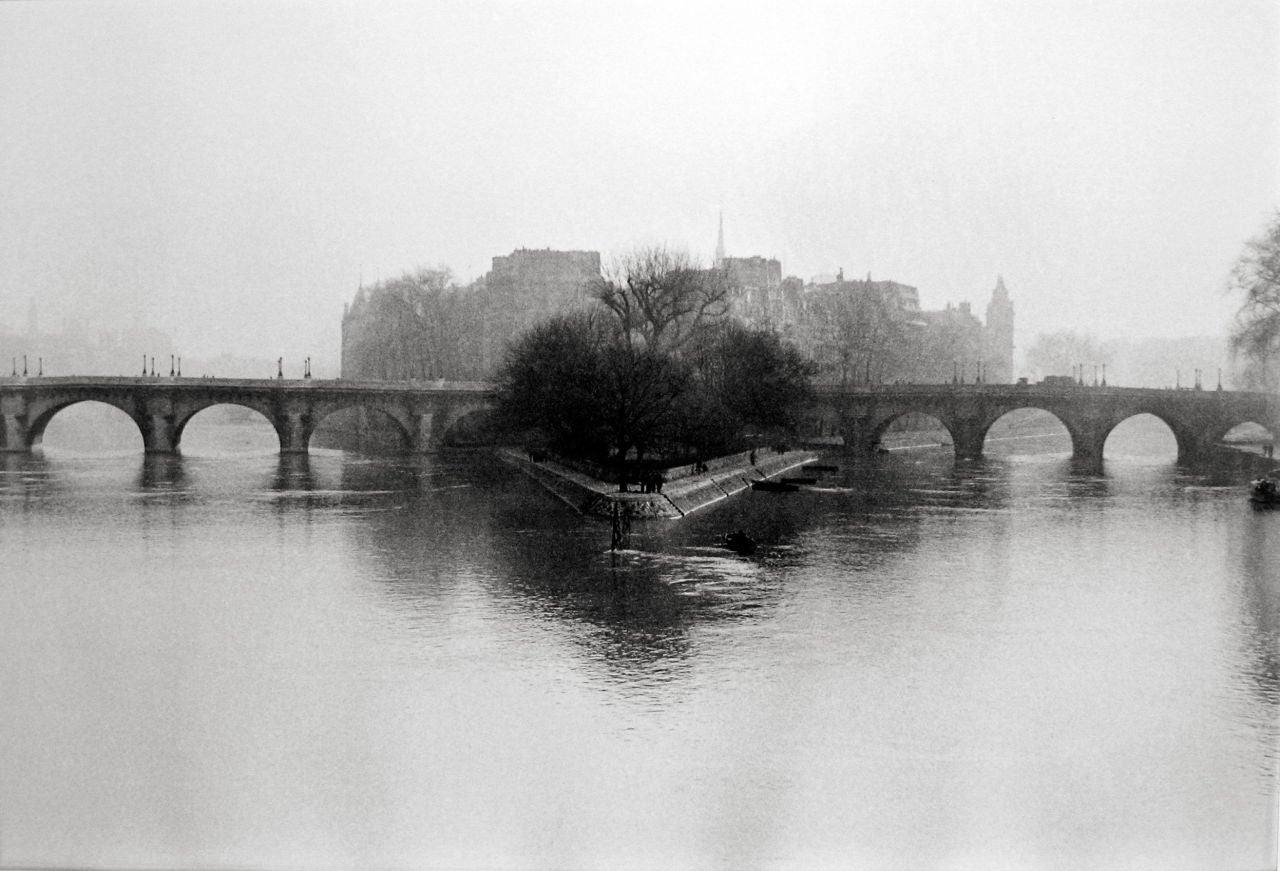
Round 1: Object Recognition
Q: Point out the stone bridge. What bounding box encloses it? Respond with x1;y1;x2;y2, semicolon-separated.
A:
809;383;1280;470
0;377;495;454
5;377;1276;468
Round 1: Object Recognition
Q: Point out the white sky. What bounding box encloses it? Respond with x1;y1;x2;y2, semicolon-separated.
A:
1;0;1277;368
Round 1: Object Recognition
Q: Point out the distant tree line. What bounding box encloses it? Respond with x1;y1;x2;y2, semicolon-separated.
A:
801;285;997;385
1229;212;1280;390
341;267;488;381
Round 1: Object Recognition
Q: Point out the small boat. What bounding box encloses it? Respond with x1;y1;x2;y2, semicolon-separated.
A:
782;476;818;485
1251;469;1280;505
803;463;839;472
751;479;798;492
722;530;756;555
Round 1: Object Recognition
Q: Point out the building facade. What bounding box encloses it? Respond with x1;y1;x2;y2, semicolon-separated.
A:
983;276;1016;383
476;248;602;373
341;249;602;381
710;221;1013;384
341;231;1015;387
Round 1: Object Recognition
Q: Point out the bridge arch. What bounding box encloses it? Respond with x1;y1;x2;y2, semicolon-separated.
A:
1095;407;1221;465
976;407;1074;457
27;398;145;452
1219;420;1277;455
172;398;285;454
440;407;499;445
172;403;281;454
310;404;416;453
804;402;845;442
869;411;956;454
26;397;145;451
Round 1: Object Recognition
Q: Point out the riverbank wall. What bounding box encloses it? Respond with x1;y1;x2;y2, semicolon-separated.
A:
498;446;818;520
1217;444;1279;473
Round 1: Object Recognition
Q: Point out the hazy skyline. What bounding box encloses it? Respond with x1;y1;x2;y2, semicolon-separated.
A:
2;1;1276;373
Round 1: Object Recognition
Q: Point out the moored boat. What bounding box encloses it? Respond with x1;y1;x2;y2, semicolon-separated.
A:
751;479;798;492
1251;469;1280;505
722;530;757;555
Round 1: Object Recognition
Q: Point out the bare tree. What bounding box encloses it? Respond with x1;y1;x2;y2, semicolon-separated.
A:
1229;212;1280;390
343;266;492;381
593;246;730;353
808;283;912;384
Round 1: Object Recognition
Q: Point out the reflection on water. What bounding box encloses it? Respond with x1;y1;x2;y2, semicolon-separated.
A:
0;427;1277;870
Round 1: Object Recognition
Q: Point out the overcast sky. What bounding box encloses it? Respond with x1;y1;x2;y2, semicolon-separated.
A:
1;1;1276;369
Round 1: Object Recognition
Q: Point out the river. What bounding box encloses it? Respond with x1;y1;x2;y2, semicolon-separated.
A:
0;414;1276;870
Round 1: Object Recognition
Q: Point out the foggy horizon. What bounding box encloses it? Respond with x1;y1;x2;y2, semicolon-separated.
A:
2;1;1276;368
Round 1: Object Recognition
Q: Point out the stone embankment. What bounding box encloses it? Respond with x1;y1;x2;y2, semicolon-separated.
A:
498;446;819;520
1219;443;1280;473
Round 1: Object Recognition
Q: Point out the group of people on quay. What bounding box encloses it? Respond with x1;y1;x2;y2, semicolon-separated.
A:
629;470;666;494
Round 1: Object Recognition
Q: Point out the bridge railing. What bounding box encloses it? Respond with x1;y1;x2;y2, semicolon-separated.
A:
0;375;495;393
809;382;1271;400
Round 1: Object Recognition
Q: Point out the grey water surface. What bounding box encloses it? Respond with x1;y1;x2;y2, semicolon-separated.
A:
1;417;1276;870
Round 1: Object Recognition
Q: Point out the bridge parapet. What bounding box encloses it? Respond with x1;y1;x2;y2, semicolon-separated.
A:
811;382;1275;401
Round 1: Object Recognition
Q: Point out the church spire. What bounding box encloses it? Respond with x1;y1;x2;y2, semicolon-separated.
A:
714;211;726;267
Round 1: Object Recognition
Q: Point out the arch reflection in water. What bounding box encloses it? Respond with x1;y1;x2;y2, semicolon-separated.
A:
272;453;316;493
0;453;56;508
